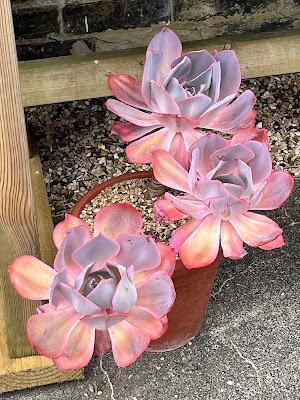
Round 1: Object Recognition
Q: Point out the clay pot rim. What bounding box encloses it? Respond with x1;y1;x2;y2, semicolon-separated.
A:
71;170;154;217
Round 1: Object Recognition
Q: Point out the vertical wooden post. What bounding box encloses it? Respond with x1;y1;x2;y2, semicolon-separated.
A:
0;0;41;357
0;2;83;391
0;148;84;393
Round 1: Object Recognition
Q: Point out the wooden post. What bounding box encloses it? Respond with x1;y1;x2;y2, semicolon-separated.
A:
0;2;84;392
0;147;84;393
0;0;42;358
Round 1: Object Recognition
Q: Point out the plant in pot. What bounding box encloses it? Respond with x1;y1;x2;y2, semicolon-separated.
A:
8;28;293;370
8;203;176;369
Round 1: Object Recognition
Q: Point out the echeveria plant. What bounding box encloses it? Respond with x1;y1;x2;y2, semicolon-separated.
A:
8;203;176;369
152;132;294;269
106;28;256;167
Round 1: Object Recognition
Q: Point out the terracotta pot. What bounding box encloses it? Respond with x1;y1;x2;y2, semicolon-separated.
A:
71;171;222;352
148;255;221;351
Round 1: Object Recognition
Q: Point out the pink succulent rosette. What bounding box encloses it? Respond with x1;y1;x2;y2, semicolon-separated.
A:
8;203;176;369
106;27;256;167
152;132;294;269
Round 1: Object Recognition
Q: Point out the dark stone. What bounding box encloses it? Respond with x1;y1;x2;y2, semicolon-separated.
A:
173;0;273;19
16;38;94;61
173;0;185;18
173;0;216;21
259;18;294;32
63;0;171;34
13;7;59;39
16;40;73;61
216;0;272;14
217;17;294;37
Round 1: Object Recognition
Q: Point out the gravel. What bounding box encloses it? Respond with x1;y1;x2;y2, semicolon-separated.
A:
25;73;300;225
80;178;187;243
241;74;300;174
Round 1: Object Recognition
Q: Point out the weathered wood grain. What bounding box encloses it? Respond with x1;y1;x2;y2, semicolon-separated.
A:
0;2;84;393
0;0;41;358
0;149;84;394
29;139;56;266
0;365;83;394
19;29;300;107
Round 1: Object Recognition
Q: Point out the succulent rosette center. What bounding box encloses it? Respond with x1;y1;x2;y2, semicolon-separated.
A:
82;266;117;296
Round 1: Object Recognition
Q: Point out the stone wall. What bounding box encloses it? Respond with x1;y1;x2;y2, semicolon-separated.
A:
12;0;300;60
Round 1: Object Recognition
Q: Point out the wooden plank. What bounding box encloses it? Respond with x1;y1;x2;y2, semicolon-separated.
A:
0;2;84;392
0;149;84;394
28;139;56;266
19;29;300;107
0;364;83;394
0;0;41;358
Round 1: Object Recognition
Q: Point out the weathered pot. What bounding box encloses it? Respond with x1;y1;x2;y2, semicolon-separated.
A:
71;171;222;352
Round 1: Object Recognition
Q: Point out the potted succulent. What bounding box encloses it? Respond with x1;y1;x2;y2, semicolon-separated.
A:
8;28;293;369
8;203;176;368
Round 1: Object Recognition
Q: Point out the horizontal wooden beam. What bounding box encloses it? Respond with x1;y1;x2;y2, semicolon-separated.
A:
19;29;300;107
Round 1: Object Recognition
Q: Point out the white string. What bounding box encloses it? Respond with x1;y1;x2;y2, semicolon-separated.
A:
99;356;116;400
211;276;234;299
230;339;261;387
